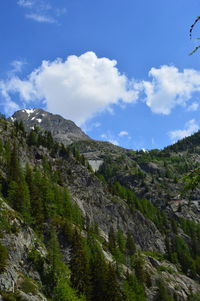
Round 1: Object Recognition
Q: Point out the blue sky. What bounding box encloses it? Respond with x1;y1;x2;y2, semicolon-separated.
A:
1;0;200;149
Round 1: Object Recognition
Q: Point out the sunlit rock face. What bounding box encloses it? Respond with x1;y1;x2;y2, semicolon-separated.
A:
10;108;90;145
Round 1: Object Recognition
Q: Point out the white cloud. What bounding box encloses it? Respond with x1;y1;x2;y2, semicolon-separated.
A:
93;122;101;128
17;0;66;24
4;55;200;124
4;101;20;115
142;65;200;114
55;8;67;17
17;0;34;8
108;139;119;146
26;13;56;23
0;52;139;125
0;80;20;115
118;131;128;137
100;134;107;139
82;121;101;133
187;102;199;112
10;60;26;74
168;119;199;142
2;77;38;102
100;133;119;145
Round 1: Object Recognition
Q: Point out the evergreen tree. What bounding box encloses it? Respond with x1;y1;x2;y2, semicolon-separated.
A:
108;226;117;254
104;264;122;301
155;279;175;301
27;130;38;146
53;277;86;301
48;227;63;287
133;252;146;283
70;231;91;298
126;231;136;256
8;143;20;182
123;272;146;301
90;246;108;301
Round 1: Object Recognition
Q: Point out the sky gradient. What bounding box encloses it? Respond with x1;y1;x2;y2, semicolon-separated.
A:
1;0;200;150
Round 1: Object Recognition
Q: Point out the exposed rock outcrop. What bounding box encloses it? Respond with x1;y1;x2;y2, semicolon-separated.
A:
10;108;90;145
0;200;47;301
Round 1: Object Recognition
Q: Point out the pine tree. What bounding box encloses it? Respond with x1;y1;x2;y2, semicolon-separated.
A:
48;227;63;287
126;231;136;256
8;143;20;182
104;264;122;301
108;226;117;254
90;245;108;301
28;170;45;228
70;231;91;298
155;279;175;301
133;252;146;283
123;272;146;301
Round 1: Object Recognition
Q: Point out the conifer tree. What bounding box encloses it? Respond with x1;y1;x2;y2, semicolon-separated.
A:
126;231;136;256
90;246;108;301
104;263;122;301
108;226;117;254
48;227;63;287
123;272;146;301
8;143;20;182
70;230;91;298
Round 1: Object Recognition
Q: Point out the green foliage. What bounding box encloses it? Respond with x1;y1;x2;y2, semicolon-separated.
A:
70;230;91;298
108;226;117;254
165;130;200;153
28;248;45;273
0;138;3;154
155;279;175;301
20;277;37;294
104;264;122;301
0;242;8;273
167;235;195;276
108;180;169;234
2;118;197;301
144;250;164;261
0;292;18;301
89;243;108;301
180;218;200;257
181;169;200;198
27;128;58;153
188;293;200;301
0;210;14;234
14;120;25;135
27;129;38;146
157;265;174;274
133;252;146;283
48;227;67;287
47;227;86;300
123;272;146;301
53;277;86;301
126;231;136;256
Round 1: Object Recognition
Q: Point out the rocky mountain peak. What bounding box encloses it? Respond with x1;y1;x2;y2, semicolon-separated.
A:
9;108;91;145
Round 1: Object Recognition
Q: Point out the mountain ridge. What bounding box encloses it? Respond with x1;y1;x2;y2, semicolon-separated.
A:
9;108;90;145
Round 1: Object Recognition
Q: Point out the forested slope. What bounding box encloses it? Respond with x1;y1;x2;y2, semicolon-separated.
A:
0;113;200;300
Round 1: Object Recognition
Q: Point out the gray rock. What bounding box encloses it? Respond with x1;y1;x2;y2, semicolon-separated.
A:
9;108;90;145
0;200;47;299
17;290;47;301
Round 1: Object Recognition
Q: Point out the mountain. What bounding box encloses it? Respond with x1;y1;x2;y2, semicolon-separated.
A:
1;110;200;300
10;108;90;145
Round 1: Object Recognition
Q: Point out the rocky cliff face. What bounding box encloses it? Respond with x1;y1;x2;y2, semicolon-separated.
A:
0;200;48;301
10;108;90;145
